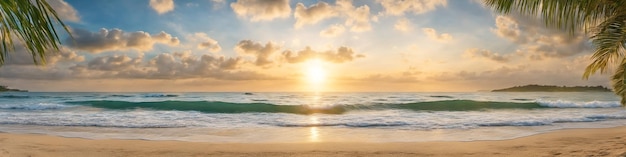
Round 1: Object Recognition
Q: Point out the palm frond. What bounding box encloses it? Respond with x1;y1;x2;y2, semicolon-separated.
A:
483;0;623;34
0;0;71;65
612;58;626;106
583;16;626;79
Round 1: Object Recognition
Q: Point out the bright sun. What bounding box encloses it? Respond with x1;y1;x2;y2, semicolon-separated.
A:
306;59;327;84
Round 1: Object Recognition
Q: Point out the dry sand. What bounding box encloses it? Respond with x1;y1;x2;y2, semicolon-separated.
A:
1;127;625;157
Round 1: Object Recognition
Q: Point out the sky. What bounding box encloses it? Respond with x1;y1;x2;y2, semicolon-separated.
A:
0;0;612;92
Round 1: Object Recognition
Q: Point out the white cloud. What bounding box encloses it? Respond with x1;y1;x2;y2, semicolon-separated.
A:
146;52;247;78
394;18;412;32
65;52;272;80
84;55;143;72
320;24;346;37
423;27;452;42
198;39;221;53
294;2;338;28
282;46;364;63
289;0;373;32
150;0;175;14
378;0;447;16
492;16;523;43
188;33;222;53
337;0;372;32
46;0;80;22
67;28;180;53
4;45;84;66
230;39;366;67
464;48;510;63
0;49;276;81
491;15;590;59
234;40;281;66
230;0;291;22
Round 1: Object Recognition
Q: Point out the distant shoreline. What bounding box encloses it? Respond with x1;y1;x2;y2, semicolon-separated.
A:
492;84;611;92
0;85;27;92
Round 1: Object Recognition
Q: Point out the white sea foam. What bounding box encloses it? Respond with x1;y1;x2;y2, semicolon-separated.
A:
0;103;68;110
537;100;621;108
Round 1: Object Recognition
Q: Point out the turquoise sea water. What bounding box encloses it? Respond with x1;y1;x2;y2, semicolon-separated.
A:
0;92;625;142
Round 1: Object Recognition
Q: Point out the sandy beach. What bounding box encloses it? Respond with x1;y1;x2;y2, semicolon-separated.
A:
0;127;624;157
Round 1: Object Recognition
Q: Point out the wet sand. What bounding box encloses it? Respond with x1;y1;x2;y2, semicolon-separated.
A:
1;127;625;157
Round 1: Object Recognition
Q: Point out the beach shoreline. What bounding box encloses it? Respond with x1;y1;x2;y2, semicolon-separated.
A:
1;126;625;157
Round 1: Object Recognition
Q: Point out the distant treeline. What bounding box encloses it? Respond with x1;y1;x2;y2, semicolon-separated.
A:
0;85;27;92
492;84;611;92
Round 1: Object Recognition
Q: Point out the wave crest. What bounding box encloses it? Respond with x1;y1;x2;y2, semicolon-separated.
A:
68;101;347;115
537;100;621;108
66;100;622;115
0;103;68;110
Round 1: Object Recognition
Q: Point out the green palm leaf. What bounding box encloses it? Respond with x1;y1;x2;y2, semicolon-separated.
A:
0;0;71;65
484;0;623;34
612;58;626;104
584;17;626;79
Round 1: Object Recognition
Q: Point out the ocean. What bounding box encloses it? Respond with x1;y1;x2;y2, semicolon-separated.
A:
0;92;625;143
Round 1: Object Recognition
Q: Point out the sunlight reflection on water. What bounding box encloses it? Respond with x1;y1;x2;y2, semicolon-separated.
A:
309;116;320;142
309;127;319;142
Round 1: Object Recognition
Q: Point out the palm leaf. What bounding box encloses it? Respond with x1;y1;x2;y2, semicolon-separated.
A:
612;58;626;105
583;16;626;79
0;0;71;65
483;0;623;34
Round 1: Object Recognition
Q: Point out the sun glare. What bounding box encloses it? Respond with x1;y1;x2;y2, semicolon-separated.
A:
306;59;327;84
